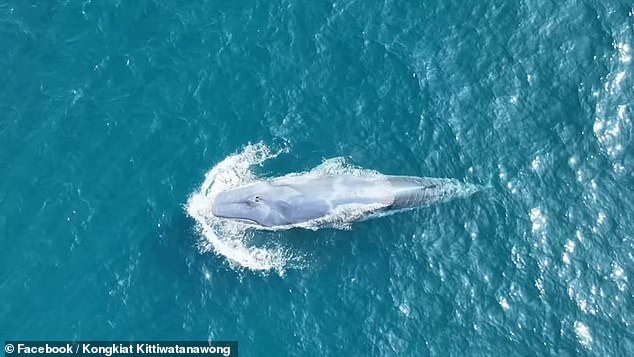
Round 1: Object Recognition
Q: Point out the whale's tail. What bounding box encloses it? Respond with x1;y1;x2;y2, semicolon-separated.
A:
386;176;480;210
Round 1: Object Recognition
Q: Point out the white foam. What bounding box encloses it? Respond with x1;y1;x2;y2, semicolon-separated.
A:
186;144;480;272
529;207;546;233
185;145;386;272
574;321;593;349
617;42;631;63
186;143;293;274
498;296;510;311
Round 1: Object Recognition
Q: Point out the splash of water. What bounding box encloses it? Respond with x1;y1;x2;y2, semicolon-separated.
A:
186;143;294;274
186;144;481;272
185;147;391;272
186;148;388;274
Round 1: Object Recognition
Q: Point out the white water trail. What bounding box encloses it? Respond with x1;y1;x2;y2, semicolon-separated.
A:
186;144;481;272
185;147;389;272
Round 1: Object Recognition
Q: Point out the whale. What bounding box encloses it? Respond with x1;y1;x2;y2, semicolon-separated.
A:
211;173;478;229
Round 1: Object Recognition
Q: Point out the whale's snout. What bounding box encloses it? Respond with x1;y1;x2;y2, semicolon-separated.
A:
211;187;267;226
211;191;236;218
211;197;221;217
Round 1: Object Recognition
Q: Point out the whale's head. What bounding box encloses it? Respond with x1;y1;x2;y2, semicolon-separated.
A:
212;181;280;227
212;176;394;227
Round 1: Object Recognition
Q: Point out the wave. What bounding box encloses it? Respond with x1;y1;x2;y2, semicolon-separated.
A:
186;143;294;274
592;15;632;174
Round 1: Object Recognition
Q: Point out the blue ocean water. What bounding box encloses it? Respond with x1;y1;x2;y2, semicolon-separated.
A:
1;0;633;355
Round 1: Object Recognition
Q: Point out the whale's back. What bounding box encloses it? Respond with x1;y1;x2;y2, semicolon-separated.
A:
271;175;394;208
212;173;479;228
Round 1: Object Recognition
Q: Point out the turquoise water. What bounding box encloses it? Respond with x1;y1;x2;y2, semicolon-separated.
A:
1;0;633;355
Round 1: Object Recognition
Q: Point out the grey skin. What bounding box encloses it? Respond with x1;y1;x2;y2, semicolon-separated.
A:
211;174;471;228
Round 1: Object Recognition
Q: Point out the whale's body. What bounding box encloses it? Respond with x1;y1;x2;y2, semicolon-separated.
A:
211;174;477;229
